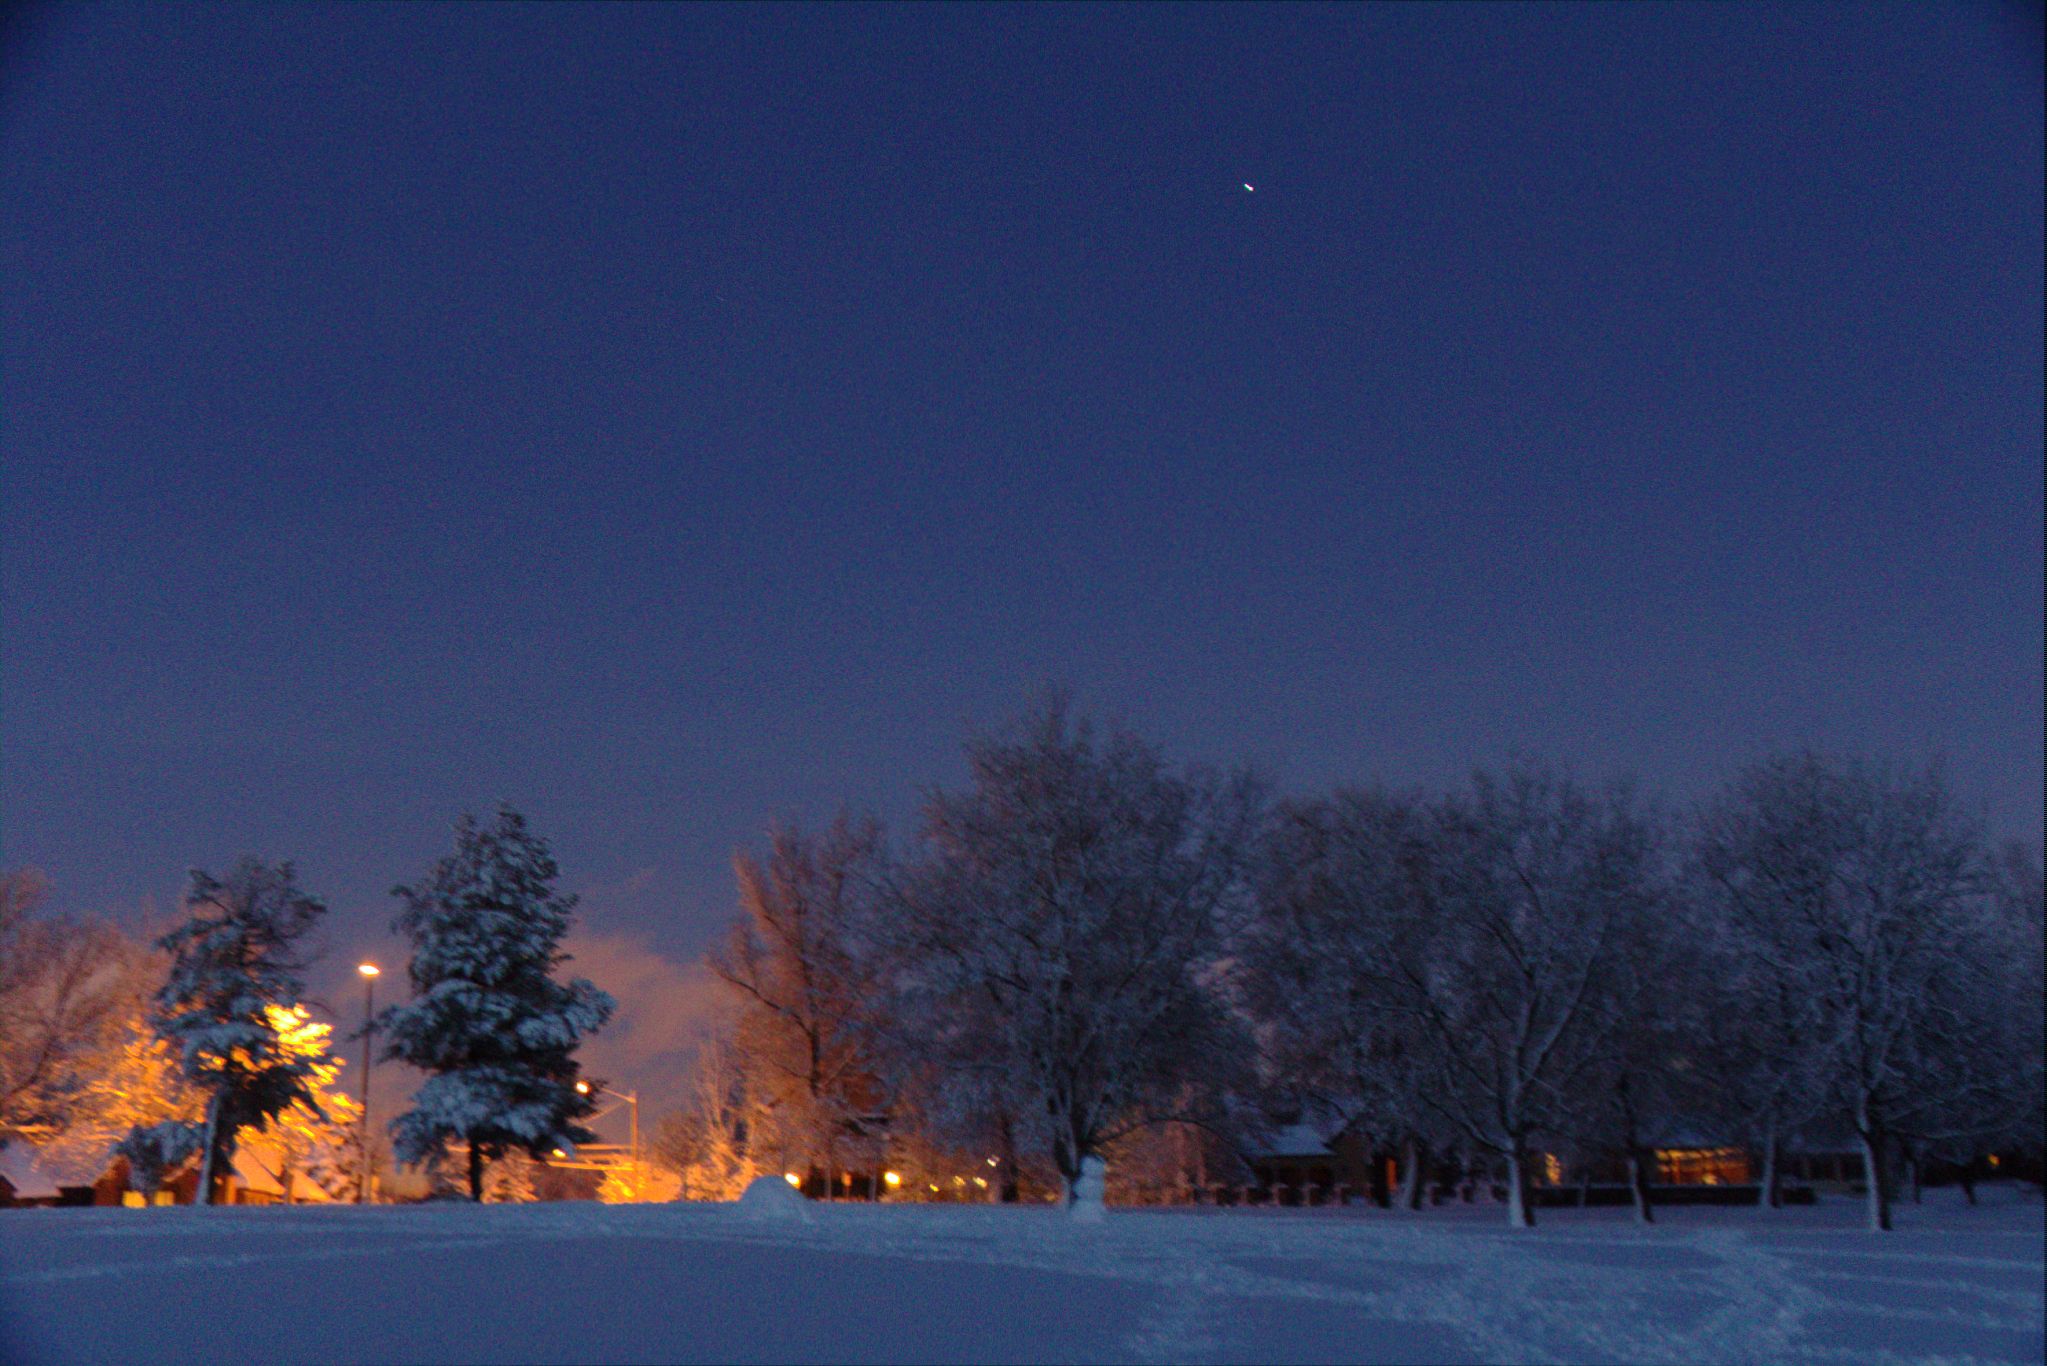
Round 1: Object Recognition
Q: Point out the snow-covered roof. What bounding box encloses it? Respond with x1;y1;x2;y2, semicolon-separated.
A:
232;1138;339;1202
1260;1123;1337;1158
0;1144;101;1198
1;1138;336;1203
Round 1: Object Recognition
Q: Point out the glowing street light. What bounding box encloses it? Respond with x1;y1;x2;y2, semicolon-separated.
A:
575;1078;641;1195
356;963;379;1204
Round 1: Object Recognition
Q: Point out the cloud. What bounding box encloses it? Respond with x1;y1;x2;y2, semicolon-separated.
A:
560;929;732;1121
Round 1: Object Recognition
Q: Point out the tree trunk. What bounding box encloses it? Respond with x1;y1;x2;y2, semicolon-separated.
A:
1397;1137;1427;1211
195;1093;224;1207
1859;1123;1892;1232
1759;1126;1782;1210
1906;1144;1923;1204
468;1144;485;1203
1627;1149;1655;1225
1958;1158;1978;1206
998;1111;1021;1204
1618;1074;1651;1223
1506;1146;1535;1229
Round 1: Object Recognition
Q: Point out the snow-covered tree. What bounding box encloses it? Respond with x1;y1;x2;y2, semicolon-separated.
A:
1572;878;1692;1226
708;816;892;1187
152;859;331;1204
1397;764;1659;1228
651;1037;761;1200
380;806;614;1202
114;1120;202;1198
1;870;140;1148
1681;851;1835;1212
1694;754;2003;1231
890;698;1262;1207
1244;788;1446;1210
484;1151;537;1203
39;1010;204;1175
1978;841;2046;1172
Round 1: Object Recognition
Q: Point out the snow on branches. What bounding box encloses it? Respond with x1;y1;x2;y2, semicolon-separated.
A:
152;858;332;1204
891;697;1263;1206
380;805;613;1202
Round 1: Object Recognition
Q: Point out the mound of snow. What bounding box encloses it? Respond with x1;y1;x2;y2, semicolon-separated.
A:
734;1174;814;1222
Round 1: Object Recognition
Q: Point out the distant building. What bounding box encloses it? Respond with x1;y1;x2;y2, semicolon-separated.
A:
0;1145;101;1208
1249;1119;1378;1203
0;1138;342;1210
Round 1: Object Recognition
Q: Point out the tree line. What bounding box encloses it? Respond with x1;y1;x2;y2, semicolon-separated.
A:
673;696;2043;1232
5;697;2040;1231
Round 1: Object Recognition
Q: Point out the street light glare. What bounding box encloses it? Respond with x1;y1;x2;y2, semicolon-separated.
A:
357;962;380;978
575;1080;591;1094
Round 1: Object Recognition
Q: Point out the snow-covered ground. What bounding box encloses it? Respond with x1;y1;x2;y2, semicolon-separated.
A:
2;1186;2040;1364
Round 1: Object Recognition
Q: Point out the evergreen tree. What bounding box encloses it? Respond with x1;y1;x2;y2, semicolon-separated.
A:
381;806;614;1201
152;859;329;1204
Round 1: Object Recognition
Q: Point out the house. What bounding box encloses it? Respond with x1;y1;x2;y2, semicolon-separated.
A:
1245;1110;1833;1209
1;1137;342;1210
94;1141;340;1206
0;1144;102;1208
1248;1114;1384;1204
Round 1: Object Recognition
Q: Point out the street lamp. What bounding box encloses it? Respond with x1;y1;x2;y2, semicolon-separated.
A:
357;963;379;1204
575;1079;640;1195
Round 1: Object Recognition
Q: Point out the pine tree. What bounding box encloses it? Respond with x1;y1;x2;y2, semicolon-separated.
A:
152;859;330;1204
381;806;614;1201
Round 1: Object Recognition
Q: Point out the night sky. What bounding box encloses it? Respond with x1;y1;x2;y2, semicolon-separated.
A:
3;4;2041;1110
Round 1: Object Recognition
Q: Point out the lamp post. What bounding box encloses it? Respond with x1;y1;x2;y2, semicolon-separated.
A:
357;963;379;1204
576;1079;640;1195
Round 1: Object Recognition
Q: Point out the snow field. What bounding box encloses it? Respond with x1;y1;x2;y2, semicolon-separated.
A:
0;1187;2039;1365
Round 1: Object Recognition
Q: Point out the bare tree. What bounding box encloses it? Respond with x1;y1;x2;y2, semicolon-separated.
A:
891;697;1262;1207
650;1037;763;1200
1695;754;2002;1231
1;870;151;1149
1244;789;1448;1210
708;815;892;1188
1394;763;1659;1228
1977;842;2046;1178
1574;882;1692;1226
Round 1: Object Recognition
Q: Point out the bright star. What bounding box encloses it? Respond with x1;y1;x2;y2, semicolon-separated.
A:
1242;182;1255;192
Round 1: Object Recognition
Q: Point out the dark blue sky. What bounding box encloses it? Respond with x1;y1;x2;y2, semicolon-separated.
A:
4;3;2042;1058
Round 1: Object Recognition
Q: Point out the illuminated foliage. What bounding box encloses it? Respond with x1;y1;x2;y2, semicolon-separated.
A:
0;869;140;1147
36;1013;203;1174
708;818;891;1187
650;1039;761;1201
255;1006;364;1202
153;859;330;1203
